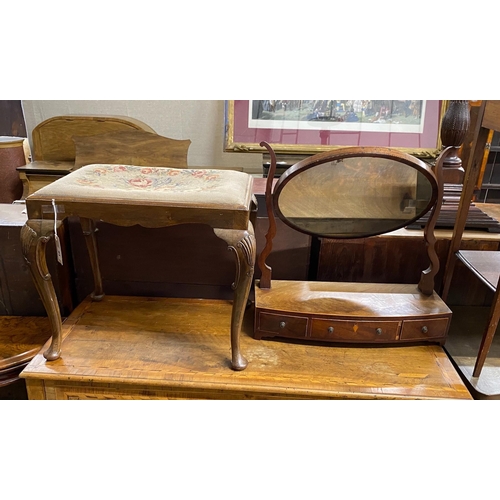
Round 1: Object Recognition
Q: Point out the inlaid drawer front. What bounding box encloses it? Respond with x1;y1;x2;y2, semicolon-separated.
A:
311;318;400;341
400;317;449;341
258;312;308;338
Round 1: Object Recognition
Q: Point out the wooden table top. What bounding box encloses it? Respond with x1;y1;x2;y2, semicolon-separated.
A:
456;250;500;292
0;316;52;371
16;160;74;174
21;295;472;399
255;280;451;317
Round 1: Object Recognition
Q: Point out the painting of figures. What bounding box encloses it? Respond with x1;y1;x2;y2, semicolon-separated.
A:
249;100;426;133
225;100;444;157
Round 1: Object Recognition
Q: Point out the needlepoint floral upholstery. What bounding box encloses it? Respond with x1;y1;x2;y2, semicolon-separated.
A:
28;164;254;210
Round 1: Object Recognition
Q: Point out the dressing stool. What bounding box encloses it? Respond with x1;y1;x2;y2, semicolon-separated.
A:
21;164;256;370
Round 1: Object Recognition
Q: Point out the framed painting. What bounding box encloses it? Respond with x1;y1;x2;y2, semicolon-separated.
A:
224;100;448;158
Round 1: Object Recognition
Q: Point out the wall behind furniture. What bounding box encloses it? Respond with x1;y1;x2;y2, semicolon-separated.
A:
21;100;262;173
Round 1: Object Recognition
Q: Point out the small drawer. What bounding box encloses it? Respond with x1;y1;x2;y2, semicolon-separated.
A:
311;318;400;341
257;312;308;338
400;317;449;341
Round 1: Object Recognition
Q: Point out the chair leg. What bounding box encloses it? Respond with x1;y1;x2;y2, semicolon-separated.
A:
80;218;104;301
21;220;63;361
473;286;500;377
213;223;256;371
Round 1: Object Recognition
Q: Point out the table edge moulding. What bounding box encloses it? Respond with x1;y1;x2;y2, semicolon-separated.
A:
254;141;455;346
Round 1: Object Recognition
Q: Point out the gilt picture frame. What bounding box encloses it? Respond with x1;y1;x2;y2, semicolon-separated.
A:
224;100;448;158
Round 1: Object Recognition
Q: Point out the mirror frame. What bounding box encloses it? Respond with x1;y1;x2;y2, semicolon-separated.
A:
272;146;439;239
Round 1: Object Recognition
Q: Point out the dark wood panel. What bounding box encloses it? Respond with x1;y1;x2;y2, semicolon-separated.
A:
255;216;311;281
456;250;500;291
401;318;450;341
64;214;500;309
311;318;399;341
317;237;442;284
0;205;72;316
0;206;58;316
0;101;26;137
0;378;28;399
65;213;311;304
447;240;499;306
68;219;236;303
317;236;499;306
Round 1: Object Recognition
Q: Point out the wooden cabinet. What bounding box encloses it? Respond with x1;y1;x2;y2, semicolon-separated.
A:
310;318;400;342
254;281;450;344
400;317;450;341
257;311;309;338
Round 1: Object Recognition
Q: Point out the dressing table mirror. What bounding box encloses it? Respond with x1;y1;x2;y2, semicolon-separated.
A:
254;142;454;345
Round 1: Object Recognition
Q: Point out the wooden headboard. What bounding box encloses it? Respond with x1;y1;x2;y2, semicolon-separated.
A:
32;115;156;161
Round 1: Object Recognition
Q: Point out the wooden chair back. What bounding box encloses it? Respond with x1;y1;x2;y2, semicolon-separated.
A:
73;129;191;169
442;101;500;299
441;100;500;379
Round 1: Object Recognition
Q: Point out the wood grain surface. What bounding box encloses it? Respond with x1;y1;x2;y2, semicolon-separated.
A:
0;316;52;366
72;129;190;169
255;280;451;317
0;316;52;386
32;115;156;161
21;295;471;399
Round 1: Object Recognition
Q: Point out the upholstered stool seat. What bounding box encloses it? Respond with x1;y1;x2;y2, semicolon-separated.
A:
21;165;256;370
26;164;254;230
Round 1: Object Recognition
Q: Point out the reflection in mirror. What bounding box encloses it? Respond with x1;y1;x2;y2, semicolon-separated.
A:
277;157;434;238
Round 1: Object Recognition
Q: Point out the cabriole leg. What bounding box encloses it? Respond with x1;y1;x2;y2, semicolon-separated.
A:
21;220;63;361
214;223;256;371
